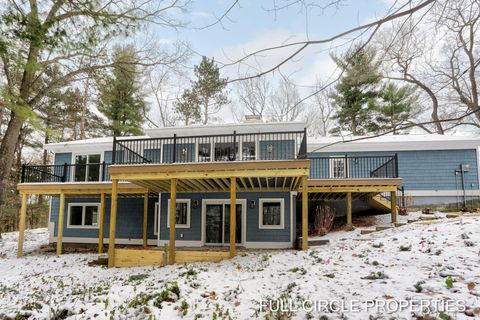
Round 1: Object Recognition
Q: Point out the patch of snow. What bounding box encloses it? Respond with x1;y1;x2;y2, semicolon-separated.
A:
1;216;479;319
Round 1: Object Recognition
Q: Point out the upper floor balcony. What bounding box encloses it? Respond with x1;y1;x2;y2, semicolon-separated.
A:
19;126;399;184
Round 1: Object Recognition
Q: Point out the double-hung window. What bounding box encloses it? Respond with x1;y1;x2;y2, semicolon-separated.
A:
74;154;101;182
167;199;191;228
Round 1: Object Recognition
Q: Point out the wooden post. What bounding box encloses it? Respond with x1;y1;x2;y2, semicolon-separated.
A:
301;176;308;250
346;192;353;229
169;178;177;264
17;193;28;257
229;177;237;258
98;193;106;253
108;180;118;268
57;193;66;255
391;191;397;224
143;191;149;248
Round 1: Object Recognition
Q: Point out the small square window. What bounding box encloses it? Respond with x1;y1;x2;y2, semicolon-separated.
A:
259;199;284;229
167;199;191;228
67;203;100;228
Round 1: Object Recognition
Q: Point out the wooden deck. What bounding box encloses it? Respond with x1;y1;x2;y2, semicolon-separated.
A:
113;248;231;267
107;159;310;193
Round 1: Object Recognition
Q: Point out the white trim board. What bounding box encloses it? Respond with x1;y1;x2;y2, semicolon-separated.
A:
307;135;480;153
50;236;158;246
244;242;293;249
405;190;480;197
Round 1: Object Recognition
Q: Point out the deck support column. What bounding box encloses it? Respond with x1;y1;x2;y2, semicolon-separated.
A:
108;180;118;268
229;177;237;258
57;192;65;255
98;193;106;253
143;191;149;248
17;193;28;257
390;191;397;224
301;176;308;250
169;178;177;265
346;192;353;229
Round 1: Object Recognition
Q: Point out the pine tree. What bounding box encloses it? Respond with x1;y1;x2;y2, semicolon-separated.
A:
98;45;147;136
174;56;228;125
371;83;418;134
174;89;201;125
330;44;382;135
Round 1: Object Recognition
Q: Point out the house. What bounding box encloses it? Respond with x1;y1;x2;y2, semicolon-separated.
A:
18;121;479;267
308;134;480;208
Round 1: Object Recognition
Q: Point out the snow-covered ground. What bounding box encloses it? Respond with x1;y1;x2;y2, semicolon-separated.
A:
1;214;479;319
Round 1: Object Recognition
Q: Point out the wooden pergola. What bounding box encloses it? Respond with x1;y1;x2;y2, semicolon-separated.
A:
107;160;311;267
16;182;149;257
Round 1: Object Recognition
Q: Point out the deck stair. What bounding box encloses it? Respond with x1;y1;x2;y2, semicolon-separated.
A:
368;194;392;211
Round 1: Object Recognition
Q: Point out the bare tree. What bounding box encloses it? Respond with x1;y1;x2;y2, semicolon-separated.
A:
304;82;336;136
267;79;305;122
235;77;271;117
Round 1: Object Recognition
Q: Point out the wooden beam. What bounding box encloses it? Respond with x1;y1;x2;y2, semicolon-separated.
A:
307;186;397;193
17;193;28;257
346;192;353;228
57;192;65;255
17;182;148;195
302;176;308;250
110;168;310;181
169;178;177;265
108;180;118;268
391;191;397;224
143;192;149;248
98;193;106;253
230;176;237;258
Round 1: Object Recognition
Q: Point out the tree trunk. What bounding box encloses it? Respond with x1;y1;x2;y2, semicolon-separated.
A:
0;114;24;234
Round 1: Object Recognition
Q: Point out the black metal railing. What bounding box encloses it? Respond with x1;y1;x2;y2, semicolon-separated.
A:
308;154;399;179
112;130;307;164
21;162;111;183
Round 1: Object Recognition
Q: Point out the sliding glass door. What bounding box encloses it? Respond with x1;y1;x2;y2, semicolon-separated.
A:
205;202;243;245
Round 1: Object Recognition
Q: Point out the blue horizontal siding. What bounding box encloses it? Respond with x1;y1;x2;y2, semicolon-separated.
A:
308;149;479;190
50;192;293;244
51;196;157;240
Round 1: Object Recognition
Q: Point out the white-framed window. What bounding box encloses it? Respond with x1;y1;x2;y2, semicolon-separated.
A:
259;198;284;229
154;202;160;235
329;157;347;178
167;199;191;228
73;153;102;182
67;203;99;228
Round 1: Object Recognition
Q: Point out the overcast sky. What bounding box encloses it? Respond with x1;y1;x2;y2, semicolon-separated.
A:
146;0;394;125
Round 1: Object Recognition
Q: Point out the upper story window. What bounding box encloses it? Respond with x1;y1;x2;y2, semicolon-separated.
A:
329;157;346;179
74;154;101;182
214;142;238;161
198;143;211;162
242;141;256;160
